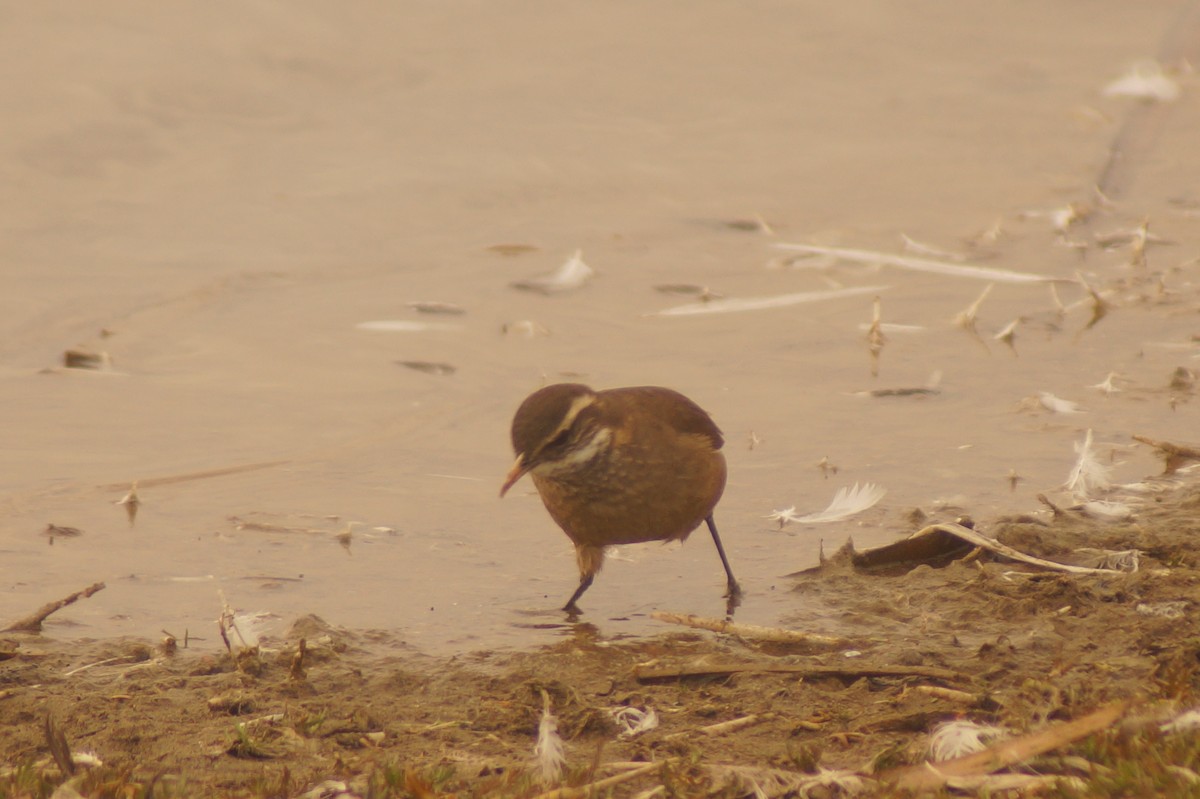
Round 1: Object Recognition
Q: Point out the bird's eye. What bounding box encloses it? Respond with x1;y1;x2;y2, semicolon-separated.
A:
547;429;571;449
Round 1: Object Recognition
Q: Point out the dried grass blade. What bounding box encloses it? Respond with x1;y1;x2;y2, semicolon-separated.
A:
775;243;1063;284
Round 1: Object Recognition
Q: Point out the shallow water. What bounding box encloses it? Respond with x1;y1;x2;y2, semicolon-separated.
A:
2;1;1198;656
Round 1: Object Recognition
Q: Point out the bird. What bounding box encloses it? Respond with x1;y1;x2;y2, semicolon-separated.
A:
499;383;740;612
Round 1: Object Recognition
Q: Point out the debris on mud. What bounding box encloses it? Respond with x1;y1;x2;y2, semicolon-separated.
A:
3;484;1200;797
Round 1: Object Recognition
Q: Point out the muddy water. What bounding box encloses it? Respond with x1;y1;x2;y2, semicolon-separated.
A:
2;2;1198;656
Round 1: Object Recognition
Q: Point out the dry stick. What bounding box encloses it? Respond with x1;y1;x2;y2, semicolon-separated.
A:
1133;435;1200;475
4;582;106;633
666;712;777;741
882;700;1128;792
650;612;853;648
634;659;965;683
914;685;987;706
530;762;660;799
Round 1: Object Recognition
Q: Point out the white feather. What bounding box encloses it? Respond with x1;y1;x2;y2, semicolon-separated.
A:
1064;429;1112;499
929;720;1011;762
1104;60;1180;102
1162;709;1200;734
71;751;104;768
1075;501;1134;522
534;693;566;785
767;483;886;526
608;706;659;738
764;506;797;527
1090;372;1123;395
512;250;594;294
1038;391;1084;415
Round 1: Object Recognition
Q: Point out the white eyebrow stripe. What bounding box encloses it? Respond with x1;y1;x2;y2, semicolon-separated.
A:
549;393;597;440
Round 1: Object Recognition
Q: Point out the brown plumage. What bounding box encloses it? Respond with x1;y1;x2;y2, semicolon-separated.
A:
500;383;740;612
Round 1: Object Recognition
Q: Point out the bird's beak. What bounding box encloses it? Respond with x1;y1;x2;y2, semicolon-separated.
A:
499;453;528;498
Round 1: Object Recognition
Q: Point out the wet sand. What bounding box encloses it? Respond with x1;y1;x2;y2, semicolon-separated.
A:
1;1;1199;657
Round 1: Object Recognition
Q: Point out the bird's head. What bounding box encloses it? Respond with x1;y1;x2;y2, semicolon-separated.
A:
500;383;606;497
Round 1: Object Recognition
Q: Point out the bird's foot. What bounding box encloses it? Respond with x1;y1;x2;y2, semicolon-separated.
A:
720;585;739;614
724;581;743;617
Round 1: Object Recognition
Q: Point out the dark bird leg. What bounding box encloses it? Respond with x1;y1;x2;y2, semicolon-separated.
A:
706;514;741;600
563;573;595;613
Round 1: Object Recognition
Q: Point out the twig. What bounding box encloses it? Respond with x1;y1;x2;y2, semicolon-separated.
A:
914;685;991;707
4;582;106;633
666;712;777;740
1037;493;1065;518
650;612;853;648
634;659;965;683
1133;435;1200;474
530;761;660;799
883;701;1128;791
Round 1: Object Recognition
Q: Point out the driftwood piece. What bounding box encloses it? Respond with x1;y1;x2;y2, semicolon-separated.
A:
650;611;854;648
4;582;106;633
882;701;1128;791
634;658;965;684
1133;435;1200;474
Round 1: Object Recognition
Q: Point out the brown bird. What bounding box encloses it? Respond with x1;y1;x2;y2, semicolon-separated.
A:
500;383;740;612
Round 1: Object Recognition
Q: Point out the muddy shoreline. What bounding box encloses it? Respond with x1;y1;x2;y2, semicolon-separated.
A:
4;481;1200;796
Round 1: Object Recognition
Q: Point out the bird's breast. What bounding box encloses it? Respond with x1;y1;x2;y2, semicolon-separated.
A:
530;431;726;548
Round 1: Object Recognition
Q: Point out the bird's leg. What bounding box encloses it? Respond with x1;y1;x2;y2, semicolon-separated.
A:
563;544;605;614
563;573;594;613
705;515;741;599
